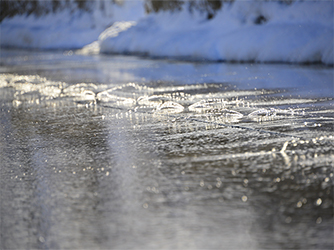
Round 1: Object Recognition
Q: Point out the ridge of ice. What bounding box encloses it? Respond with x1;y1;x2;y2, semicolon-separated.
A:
156;101;185;114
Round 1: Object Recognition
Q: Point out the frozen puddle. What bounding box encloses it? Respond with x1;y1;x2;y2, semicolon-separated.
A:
0;58;333;249
3;74;330;138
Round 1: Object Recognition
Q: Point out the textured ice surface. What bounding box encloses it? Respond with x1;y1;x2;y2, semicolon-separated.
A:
0;51;333;249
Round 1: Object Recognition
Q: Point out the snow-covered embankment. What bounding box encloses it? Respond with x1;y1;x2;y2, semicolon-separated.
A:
1;0;333;65
0;0;145;49
95;1;333;65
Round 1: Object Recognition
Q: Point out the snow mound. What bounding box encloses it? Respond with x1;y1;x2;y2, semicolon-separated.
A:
96;1;333;65
0;0;145;49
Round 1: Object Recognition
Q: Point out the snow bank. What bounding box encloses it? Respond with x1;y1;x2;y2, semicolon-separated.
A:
1;0;333;65
0;0;145;49
97;1;333;65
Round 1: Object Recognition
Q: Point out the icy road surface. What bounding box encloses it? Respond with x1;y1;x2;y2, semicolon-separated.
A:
0;49;333;249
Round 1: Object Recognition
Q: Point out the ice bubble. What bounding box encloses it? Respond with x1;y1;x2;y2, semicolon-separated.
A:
189;99;226;113
248;108;277;117
156;101;184;114
96;90;136;107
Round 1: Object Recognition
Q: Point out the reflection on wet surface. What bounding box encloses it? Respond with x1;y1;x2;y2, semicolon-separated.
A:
0;51;333;249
